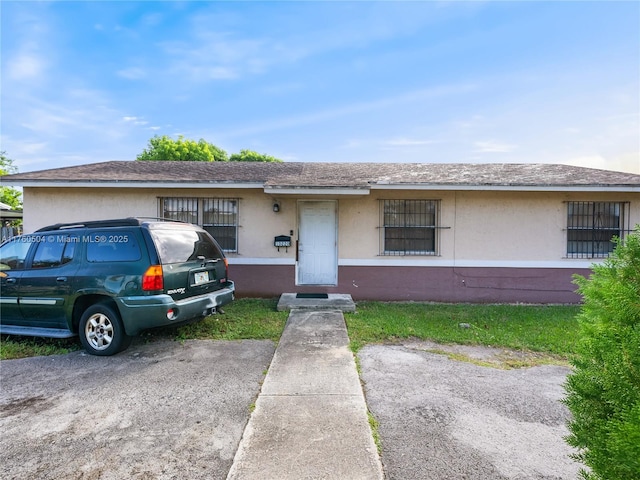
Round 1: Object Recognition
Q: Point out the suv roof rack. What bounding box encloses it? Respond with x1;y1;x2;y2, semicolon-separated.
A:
35;218;143;232
35;217;187;232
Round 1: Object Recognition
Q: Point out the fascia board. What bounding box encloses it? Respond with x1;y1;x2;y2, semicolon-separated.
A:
369;183;640;193
6;180;638;193
6;181;265;189
263;186;371;195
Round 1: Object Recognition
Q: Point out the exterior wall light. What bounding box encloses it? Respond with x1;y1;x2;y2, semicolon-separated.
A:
273;202;280;213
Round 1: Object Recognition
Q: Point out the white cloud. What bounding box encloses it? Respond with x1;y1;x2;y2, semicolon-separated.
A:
141;13;163;28
2;140;48;160
340;139;363;149
202;66;238;80
19;107;76;133
474;141;517;153
2;6;52;83
122;116;148;126
453;115;490;130
117;67;147;80
7;52;46;80
160;33;263;82
383;138;436;147
221;83;476;138
563;154;640;174
160;2;466;85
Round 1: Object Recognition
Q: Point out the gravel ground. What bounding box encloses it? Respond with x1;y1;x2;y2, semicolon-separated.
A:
0;339;275;480
358;341;582;480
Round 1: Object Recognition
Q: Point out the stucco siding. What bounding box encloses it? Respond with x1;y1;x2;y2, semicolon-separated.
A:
20;185;640;303
24;187;639;263
336;190;640;263
450;191;562;261
23;187;158;232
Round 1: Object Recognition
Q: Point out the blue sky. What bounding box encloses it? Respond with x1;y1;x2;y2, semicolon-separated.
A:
1;1;639;174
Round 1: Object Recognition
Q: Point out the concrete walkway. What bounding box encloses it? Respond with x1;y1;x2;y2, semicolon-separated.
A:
227;309;384;480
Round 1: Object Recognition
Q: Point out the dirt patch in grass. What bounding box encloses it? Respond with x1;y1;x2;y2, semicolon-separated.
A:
401;339;570;369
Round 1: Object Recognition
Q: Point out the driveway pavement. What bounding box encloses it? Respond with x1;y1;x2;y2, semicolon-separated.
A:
359;341;582;480
0;339;275;480
1;329;582;479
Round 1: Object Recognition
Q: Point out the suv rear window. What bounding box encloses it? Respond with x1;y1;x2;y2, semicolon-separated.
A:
86;232;142;262
151;229;223;264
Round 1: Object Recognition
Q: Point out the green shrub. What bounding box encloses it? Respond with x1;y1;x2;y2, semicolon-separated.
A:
564;227;640;480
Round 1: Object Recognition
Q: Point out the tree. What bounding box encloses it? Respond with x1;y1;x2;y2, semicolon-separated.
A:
136;135;229;162
136;136;283;163
0;151;23;210
564;228;640;480
229;149;282;163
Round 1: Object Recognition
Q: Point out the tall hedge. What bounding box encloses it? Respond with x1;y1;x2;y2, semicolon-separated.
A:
565;227;640;480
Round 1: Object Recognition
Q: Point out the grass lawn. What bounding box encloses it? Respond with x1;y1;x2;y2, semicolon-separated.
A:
155;297;288;342
0;298;289;361
1;299;580;361
346;302;581;358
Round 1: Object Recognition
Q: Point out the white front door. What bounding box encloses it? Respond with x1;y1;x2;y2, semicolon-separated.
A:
297;201;338;285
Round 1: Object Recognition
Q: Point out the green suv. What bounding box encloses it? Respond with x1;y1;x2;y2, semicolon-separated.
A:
0;218;235;355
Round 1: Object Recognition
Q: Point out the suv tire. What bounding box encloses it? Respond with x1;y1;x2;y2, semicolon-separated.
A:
79;303;132;356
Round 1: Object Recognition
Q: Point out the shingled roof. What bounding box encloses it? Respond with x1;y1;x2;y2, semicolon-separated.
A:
3;161;640;191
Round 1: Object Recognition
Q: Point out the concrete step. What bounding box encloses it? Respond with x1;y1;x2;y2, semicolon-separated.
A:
276;293;356;312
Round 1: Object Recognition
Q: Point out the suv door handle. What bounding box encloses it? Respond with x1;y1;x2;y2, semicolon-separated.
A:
56;277;68;283
6;278;17;284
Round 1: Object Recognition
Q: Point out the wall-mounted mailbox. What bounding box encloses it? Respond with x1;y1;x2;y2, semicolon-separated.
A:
274;235;292;252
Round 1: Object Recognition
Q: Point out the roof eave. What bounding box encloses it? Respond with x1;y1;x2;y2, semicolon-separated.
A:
9;180;266;189
5;179;640;193
369;183;640;192
263;185;371;195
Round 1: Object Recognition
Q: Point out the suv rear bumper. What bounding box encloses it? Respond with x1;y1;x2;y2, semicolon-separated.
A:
116;281;235;335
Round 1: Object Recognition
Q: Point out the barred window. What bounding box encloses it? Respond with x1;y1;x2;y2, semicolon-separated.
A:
202;198;238;252
162;197;198;224
160;197;239;252
380;200;440;255
567;201;630;258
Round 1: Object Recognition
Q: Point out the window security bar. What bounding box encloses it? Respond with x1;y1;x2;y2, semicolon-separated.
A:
566;201;631;258
380;199;442;256
159;197;239;253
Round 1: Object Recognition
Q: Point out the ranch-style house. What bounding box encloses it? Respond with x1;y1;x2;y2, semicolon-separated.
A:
3;161;640;303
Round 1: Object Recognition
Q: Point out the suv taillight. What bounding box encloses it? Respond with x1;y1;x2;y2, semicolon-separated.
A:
143;265;164;291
